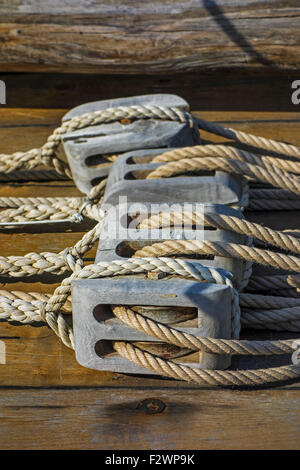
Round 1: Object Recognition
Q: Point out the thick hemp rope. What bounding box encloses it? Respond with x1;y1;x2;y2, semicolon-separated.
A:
133;240;300;273
147;157;300;195
151;144;300;175
248;188;300;211
113;341;300;387
1;105;300;386
247;274;300;291
138;211;300;254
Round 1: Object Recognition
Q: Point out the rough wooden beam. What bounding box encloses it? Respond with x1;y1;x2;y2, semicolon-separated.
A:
0;1;299;73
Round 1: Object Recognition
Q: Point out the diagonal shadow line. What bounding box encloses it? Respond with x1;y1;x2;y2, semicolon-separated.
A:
203;0;278;68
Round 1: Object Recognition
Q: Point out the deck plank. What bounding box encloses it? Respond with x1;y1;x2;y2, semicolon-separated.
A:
0;388;299;450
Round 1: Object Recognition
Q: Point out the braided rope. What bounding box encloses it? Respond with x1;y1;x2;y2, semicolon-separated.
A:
0;197;103;224
0;220;101;278
0;290;71;323
0;197;83;223
0;196;82;210
0;148;71;177
0;148;42;172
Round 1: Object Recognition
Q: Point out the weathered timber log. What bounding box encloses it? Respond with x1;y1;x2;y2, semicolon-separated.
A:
0;0;299;73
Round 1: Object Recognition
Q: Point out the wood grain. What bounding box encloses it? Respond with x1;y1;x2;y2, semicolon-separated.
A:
0;1;299;73
0;388;299;449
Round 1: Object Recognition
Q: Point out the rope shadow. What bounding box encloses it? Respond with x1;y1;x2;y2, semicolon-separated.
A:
203;0;278;68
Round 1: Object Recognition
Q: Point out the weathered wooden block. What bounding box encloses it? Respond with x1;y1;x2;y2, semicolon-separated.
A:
96;202;247;288
102;148;245;206
72;203;242;375
72;277;232;374
61;94;199;194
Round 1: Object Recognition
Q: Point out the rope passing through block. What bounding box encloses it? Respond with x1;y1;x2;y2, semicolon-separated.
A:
0;94;300;386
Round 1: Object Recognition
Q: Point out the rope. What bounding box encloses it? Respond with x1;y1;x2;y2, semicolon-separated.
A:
248;199;300;210
0;179;106;228
241;308;300;332
247;274;300;291
1;104;300;387
138;211;300;255
114;341;300;386
43;258;237;347
112;305;296;356
239;293;300;309
247;188;300;210
0;148;71;177
2;105;300;176
2;288;299;333
41;257;300;366
0;220;101;278
147;157;300;195
0;197;83;223
151;144;300;174
249;188;300;200
0;106;192;177
133;240;300;273
0;169;69;181
0;290;71;323
0;148;42;173
196;118;300;159
0;196;82;210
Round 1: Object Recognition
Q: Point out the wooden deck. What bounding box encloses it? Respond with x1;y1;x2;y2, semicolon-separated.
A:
0;72;299;449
